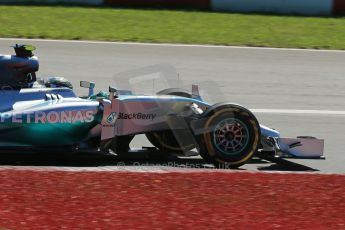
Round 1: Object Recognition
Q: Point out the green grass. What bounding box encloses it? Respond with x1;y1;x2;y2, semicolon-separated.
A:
1;5;345;49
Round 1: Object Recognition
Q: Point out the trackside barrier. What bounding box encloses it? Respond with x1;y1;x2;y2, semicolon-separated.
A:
0;0;344;15
0;0;103;5
212;0;332;15
212;0;345;15
104;0;210;10
334;0;345;14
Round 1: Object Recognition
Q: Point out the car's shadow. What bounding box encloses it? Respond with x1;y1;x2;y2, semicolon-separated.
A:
0;150;319;172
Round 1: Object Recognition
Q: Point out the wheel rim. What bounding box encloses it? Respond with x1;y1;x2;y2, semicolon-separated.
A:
213;118;249;156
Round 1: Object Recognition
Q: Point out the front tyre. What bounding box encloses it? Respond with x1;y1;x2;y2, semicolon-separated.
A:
199;105;260;168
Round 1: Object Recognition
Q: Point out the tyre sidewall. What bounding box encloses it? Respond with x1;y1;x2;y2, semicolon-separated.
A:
202;107;260;167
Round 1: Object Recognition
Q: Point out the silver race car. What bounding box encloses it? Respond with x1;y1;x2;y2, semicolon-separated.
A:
0;44;324;168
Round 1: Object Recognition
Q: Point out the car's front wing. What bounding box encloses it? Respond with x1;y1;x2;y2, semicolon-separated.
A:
274;137;324;159
260;125;324;159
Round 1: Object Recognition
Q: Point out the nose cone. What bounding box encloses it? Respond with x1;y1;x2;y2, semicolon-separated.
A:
260;124;280;138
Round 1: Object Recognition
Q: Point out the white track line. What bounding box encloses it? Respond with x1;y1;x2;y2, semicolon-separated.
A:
251;109;345;116
1;37;345;53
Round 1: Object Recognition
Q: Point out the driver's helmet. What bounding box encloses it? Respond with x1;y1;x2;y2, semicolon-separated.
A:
45;77;73;89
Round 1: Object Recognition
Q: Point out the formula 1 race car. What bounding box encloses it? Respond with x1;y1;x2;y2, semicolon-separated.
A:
0;45;324;168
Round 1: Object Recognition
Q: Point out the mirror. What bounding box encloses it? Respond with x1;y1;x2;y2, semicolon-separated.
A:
80;81;95;89
109;86;117;93
109;86;118;99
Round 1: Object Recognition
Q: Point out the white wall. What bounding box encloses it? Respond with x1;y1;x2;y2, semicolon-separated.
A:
211;0;333;15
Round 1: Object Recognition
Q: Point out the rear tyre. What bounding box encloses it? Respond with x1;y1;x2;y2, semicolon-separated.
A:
199;105;260;169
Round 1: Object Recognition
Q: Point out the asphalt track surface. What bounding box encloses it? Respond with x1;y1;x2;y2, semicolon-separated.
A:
0;38;345;173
